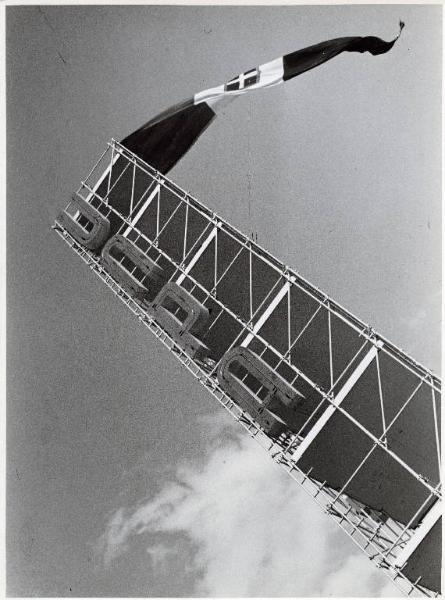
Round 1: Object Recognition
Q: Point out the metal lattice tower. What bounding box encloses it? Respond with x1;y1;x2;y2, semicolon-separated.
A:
54;139;441;597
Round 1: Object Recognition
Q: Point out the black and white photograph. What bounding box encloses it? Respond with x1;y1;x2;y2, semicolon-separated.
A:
5;3;442;597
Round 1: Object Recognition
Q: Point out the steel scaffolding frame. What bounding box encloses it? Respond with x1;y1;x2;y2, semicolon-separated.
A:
54;139;442;597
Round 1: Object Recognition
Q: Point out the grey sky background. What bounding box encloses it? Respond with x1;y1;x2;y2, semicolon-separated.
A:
6;4;441;597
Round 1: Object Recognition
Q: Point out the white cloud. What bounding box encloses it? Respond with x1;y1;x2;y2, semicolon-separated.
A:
318;554;404;598
96;414;407;597
146;543;178;569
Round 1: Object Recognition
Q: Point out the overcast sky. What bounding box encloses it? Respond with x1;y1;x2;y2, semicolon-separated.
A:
7;4;441;597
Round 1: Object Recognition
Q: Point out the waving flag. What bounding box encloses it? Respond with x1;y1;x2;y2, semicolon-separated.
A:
122;22;404;174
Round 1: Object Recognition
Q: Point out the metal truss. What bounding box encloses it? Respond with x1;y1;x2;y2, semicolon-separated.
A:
54;139;442;597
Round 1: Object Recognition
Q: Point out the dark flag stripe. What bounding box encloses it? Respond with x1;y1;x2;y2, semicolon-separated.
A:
122;100;216;174
283;23;404;81
121;23;404;174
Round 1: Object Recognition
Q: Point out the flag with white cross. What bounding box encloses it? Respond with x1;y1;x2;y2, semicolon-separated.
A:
122;22;404;175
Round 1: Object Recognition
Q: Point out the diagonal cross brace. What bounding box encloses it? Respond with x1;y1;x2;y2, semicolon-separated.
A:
292;340;384;462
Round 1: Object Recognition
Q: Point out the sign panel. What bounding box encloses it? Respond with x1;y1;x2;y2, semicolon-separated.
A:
55;141;441;596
